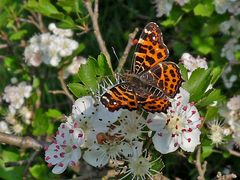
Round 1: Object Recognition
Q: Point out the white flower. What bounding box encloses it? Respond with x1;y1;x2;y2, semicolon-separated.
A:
24;24;78;67
175;0;189;6
228;1;240;15
71;96;121;148
227;95;240;111
48;23;73;37
221;38;240;62
121;141;162;180
153;0;174;17
221;65;237;89
11;123;24;134
208;120;225;146
110;110;146;142
64;56;87;78
2;82;32;113
45;122;84;174
180;53;208;74
147;88;201;154
0;121;11;134
214;0;235;14
18;106;32;124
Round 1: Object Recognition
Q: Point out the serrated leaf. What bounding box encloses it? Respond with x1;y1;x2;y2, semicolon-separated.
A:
97;53;112;76
194;3;214;17
196;89;225;107
183;68;212;102
68;83;89;97
78;57;98;90
46;109;62;118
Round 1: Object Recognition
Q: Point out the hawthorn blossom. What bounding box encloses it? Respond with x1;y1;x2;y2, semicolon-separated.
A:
180;53;208;76
221;38;240;62
153;0;189;17
2;82;32;114
227;95;240;111
208;120;225;146
147;88;201;154
221;65;237;89
64;56;87;78
121;141;162;180
0;121;11;134
110;110;146;142
48;23;73;37
45;122;84;174
24;24;78;67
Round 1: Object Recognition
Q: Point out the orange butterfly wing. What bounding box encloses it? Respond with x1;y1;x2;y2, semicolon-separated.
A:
141;62;183;98
100;84;138;112
133;22;169;75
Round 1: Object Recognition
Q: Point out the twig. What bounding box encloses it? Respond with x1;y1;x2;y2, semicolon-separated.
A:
58;70;75;103
228;149;240;157
23;150;41;179
48;90;66;95
194;147;207;180
0;44;8;49
216;172;237;180
116;27;139;72
5;160;31;167
83;0;113;73
0;132;43;150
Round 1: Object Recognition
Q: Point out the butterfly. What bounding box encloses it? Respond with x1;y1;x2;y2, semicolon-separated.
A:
101;22;183;113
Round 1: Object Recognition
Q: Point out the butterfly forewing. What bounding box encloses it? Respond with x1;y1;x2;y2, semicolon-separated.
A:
133;22;169;75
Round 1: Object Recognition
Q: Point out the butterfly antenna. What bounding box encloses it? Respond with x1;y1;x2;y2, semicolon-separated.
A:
112;47;120;62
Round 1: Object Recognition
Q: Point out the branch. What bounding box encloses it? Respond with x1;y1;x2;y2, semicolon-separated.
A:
216;172;237;180
116;27;139;72
83;0;113;73
194;147;207;180
58;70;75;103
23;150;41;179
0;132;44;150
228;149;240;157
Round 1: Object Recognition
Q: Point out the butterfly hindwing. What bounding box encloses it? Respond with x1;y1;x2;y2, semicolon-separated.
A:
133;22;169;75
141;62;183;98
100;84;138;112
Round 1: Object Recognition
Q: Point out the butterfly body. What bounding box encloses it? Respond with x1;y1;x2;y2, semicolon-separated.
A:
101;22;183;113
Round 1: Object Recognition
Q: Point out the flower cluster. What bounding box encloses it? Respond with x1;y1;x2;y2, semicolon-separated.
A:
45;87;202;178
153;0;189;17
2;81;32;114
214;0;240;15
64;56;87;79
180;53;208;77
24;23;78;67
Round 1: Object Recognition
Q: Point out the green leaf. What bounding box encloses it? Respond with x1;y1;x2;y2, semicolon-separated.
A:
68;83;89;97
210;66;224;85
179;64;188;81
192;36;215;54
196;89;225;107
32;109;50;136
46;109;62;119
97;53;112;76
29;164;53;180
183;68;212;102
161;8;183;27
193;3;214;17
201;146;213;160
9;30;27;41
78;57;98;90
205;106;219;121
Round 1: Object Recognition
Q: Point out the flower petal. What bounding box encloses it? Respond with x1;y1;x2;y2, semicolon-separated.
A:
179;129;201;152
152;130;179;154
51;158;69;174
83;148;109;168
72;96;96;120
146;113;167;131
